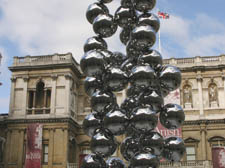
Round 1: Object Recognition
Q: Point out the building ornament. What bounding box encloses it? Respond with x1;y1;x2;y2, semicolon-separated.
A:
10;77;17;82
196;75;203;82
51;74;58;80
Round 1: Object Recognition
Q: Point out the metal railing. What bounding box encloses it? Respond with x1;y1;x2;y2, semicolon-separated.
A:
163;55;225;68
67;163;79;168
160;160;212;168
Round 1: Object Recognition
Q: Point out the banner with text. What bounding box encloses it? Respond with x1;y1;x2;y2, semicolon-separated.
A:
155;89;182;138
212;147;225;168
25;123;42;168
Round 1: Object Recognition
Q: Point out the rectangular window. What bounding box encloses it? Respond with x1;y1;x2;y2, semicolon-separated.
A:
43;144;48;164
186;146;196;161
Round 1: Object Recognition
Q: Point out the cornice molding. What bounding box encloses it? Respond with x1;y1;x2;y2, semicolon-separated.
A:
184;119;225;125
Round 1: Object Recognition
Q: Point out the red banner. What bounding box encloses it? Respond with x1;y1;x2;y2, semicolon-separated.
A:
155;89;182;138
79;154;87;168
212;147;225;168
25;123;43;168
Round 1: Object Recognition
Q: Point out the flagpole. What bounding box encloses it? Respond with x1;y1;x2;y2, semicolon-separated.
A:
159;27;161;54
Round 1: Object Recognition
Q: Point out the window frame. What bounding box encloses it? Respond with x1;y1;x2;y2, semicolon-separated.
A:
42;143;49;165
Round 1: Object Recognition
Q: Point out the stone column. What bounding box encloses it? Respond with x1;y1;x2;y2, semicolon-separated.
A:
50;75;57;115
200;124;207;160
17;129;25;168
32;91;36;114
4;130;12;168
9;77;16;116
23;76;29;115
43;89;47;114
65;74;72;116
63;129;68;167
197;75;204;117
48;129;54;168
223;75;225;108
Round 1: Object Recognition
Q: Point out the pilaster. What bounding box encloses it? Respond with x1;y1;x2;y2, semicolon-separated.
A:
9;77;17;116
22;76;29;116
196;74;204;117
50;75;57;115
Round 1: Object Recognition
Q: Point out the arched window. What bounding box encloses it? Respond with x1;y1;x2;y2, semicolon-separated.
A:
27;80;51;114
36;81;45;108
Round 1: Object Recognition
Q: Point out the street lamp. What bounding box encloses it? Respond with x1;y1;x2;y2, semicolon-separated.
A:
0;53;2;86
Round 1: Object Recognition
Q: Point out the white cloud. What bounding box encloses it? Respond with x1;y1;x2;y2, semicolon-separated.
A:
0;0;123;62
160;13;225;58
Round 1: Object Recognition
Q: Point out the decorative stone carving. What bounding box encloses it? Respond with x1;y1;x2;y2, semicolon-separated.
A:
183;85;192;108
209;83;218;107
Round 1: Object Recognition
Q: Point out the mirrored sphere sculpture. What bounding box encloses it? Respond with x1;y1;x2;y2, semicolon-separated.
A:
82;0;185;166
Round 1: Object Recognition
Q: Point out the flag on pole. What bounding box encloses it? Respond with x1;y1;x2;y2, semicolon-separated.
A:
158;11;170;19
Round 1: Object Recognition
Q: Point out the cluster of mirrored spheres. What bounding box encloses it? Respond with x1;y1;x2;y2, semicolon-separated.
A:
80;0;185;167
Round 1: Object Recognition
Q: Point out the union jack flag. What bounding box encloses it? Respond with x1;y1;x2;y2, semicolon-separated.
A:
158;11;170;19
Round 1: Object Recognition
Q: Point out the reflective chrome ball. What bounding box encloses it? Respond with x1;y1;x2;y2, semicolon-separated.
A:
121;0;133;7
104;67;128;92
159;65;182;91
86;3;109;24
138;49;162;69
137;12;160;32
140;131;164;156
80;50;105;77
160;104;185;129
84;36;108;53
98;0;113;3
81;154;107;168
103;108;129;136
120;27;132;45
129;65;156;88
121;58;137;75
114;6;136;28
162;136;185;162
126;40;142;58
130;107;158;133
133;0;156;12
93;14;118;38
139;89;164;113
99;49;113;65
111;52;127;67
90;129;117;157
130;25;156;50
82;112;102;137
106;157;126;168
126;85;143;97
91;90;117;116
129;152;159;168
120;136;140;161
84;77;102;96
121;96;140;117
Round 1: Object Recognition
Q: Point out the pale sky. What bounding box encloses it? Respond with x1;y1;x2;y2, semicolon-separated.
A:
0;0;225;113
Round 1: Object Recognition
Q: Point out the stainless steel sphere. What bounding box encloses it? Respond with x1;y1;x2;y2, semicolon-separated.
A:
106;157;126;168
103;108;129;136
90;129;117;157
160;103;185;129
98;0;113;3
120;136;140;161
162;136;185;162
138;49;162;69
84;77;102;96
82;112;102;137
121;0;133;7
84;36;108;53
104;67;128;92
140;131;164;156
133;0;156;12
91;90;117;116
93;14;118;38
159;65;182;91
80;50;105;77
86;3;109;24
120;27;132;45
81;154;107;168
129;152;159;168
130;25;156;50
139;89;164;113
130;107;158;133
129;65;156;88
137;12;160;32
114;6;136;28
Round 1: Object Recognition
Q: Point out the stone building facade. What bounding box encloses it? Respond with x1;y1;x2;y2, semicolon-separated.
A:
0;53;225;168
